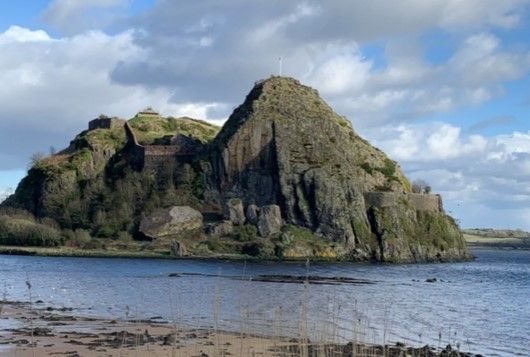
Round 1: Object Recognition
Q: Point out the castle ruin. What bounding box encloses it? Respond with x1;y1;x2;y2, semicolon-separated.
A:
87;112;205;171
88;115;126;131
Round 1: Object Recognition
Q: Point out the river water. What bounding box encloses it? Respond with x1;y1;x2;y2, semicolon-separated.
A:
0;248;528;356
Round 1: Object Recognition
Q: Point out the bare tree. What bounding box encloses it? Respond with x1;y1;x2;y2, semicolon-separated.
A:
412;179;432;194
29;152;46;169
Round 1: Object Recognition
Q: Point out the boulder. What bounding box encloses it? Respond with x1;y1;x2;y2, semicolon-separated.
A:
140;206;203;239
205;220;233;237
223;198;245;225
245;204;259;225
257;205;283;237
170;240;186;257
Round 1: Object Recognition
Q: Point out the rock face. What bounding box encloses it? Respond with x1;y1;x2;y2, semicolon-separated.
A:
257;205;283;237
245;204;259;225
140;206;203;239
205;220;233;237
223;198;245;225
209;76;469;262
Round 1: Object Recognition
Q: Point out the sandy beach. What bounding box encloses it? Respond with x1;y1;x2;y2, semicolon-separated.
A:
0;300;482;357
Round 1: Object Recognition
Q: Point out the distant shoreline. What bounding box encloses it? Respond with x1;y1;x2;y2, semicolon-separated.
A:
466;243;530;250
0;245;475;262
463;231;530;250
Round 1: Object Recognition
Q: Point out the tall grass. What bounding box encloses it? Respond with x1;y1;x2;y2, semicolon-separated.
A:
6;261;474;357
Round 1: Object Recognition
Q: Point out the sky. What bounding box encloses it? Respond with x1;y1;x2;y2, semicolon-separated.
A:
1;0;530;230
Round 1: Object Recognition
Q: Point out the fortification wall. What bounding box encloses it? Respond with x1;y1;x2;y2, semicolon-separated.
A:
123;121;202;170
88;117;125;131
124;122;139;146
363;191;443;213
408;193;443;212
143;145;179;156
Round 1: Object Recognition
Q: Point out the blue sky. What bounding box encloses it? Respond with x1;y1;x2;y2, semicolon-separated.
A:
1;0;530;229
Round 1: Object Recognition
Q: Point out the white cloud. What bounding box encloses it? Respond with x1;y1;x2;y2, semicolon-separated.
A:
0;26;216;170
366;123;487;162
304;43;372;95
300;32;530;127
42;0;129;34
364;123;530;229
0;26;51;44
440;0;527;29
249;2;318;43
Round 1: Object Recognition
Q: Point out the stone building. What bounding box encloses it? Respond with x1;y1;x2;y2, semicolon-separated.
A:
88;115;125;131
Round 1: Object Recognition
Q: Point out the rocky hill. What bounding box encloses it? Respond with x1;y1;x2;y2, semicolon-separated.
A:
0;77;469;262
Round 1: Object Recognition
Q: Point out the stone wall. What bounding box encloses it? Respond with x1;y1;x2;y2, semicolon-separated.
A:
88;117;125;131
408;193;443;212
142;145;179;170
124;122;203;170
363;191;443;212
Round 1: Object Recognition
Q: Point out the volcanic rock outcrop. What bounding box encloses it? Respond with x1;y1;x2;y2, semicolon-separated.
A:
207;77;468;261
1;76;469;262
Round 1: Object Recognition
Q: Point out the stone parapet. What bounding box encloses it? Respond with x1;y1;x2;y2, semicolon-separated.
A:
363;191;442;212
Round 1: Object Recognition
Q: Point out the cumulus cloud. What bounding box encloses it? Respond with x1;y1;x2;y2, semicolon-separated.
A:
42;0;129;34
0;26;214;170
302;32;530;127
365;123;530;229
104;1;530;128
366;122;487;162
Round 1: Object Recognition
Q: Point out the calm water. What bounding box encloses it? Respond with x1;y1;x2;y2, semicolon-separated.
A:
0;248;528;356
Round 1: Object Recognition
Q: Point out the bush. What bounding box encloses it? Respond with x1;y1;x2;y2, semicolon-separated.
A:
64;229;91;247
116;231;132;242
0;215;63;247
63;229;105;249
232;224;258;242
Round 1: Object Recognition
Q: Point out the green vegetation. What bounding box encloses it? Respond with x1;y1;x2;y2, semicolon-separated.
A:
0;78;465;262
375;158;398;182
462;229;530;248
462;228;530;239
232;224;258;242
359;162;374;175
77;126;127;150
334;116;351;129
0;214;63;247
129;115;219;145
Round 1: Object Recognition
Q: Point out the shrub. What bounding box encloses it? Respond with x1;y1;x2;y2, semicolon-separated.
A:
116;231;132;242
64;229;92;247
232;224;258;242
64;229;105;249
0;215;63;247
412;179;432;194
359;162;373;175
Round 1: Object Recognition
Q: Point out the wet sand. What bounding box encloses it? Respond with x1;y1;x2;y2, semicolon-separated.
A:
0;301;480;356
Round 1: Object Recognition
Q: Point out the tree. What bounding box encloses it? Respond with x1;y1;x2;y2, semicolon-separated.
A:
29;152;46;169
412;179;432;194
